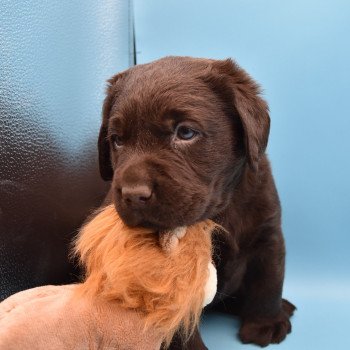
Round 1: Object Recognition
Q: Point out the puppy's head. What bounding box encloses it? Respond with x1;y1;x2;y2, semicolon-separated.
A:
98;56;270;229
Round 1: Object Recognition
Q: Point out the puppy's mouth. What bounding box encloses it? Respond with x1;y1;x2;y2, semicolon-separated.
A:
116;204;201;232
138;219;167;231
128;216;182;232
113;189;211;231
115;205;176;230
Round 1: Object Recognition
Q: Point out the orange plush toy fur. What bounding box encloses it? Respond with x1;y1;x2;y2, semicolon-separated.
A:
0;205;217;350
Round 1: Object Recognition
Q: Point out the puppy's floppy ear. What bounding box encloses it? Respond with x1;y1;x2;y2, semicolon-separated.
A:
98;73;126;181
206;59;270;171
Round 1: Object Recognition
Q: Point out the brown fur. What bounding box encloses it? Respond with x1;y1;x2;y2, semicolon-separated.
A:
73;205;215;346
97;56;296;349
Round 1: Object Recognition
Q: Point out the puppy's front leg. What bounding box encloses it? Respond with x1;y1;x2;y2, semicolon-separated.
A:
238;227;296;347
166;327;208;350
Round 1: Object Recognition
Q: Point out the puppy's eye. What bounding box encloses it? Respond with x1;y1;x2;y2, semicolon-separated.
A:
112;135;124;148
175;126;197;141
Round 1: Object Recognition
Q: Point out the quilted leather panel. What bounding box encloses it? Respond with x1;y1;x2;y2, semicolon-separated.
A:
0;0;133;300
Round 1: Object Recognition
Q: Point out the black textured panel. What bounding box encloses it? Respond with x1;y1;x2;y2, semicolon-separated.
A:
0;0;134;300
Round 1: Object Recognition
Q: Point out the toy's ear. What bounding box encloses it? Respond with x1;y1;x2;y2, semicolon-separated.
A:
98;73;126;181
204;59;270;171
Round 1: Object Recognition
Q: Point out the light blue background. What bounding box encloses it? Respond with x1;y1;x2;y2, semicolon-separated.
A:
134;1;350;348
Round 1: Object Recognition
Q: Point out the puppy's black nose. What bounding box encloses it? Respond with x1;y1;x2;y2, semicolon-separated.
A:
121;185;152;205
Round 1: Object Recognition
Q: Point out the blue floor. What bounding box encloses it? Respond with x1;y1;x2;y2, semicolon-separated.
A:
201;277;350;349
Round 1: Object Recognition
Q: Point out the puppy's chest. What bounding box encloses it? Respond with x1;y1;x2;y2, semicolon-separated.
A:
212;234;247;299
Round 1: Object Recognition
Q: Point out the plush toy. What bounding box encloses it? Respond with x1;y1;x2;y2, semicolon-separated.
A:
0;205;217;350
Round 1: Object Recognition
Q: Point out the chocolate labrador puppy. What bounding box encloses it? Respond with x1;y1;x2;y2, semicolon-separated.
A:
97;56;295;349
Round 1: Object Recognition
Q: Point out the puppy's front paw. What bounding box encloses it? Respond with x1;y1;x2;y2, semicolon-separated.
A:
239;299;296;347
